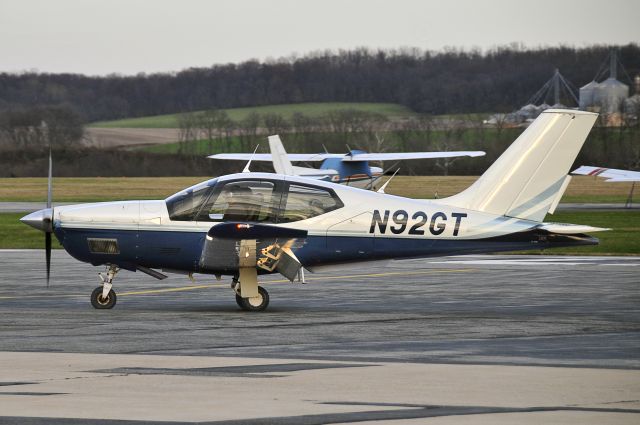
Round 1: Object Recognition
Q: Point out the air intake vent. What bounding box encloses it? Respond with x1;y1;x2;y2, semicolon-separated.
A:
87;238;120;254
159;247;181;255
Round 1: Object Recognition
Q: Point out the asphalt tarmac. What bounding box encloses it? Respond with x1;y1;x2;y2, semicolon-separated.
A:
0;250;639;424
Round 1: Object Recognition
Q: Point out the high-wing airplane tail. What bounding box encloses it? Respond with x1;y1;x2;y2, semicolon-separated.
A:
268;135;295;175
444;109;598;222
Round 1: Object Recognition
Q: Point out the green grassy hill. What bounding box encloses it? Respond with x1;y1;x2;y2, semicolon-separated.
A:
90;102;416;128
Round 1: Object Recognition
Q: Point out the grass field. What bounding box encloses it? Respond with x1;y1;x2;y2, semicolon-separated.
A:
1;210;637;254
0;176;635;204
90;102;416;128
2;176;637;254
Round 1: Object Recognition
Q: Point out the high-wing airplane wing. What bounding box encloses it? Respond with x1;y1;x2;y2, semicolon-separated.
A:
208;153;342;162
572;166;640;182
209;151;486;162
341;151;486;162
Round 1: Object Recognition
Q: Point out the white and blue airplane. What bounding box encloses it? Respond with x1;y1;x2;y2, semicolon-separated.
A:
209;135;486;189
22;109;607;312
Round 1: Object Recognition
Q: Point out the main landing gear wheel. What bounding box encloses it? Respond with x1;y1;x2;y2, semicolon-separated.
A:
236;286;269;312
91;286;117;309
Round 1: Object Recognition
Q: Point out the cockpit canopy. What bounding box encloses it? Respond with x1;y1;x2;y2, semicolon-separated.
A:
165;177;344;223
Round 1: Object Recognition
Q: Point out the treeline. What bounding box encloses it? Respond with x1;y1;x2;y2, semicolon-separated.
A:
3;123;637;178
1;44;639;122
0;148;228;178
174;108;392;154
2;104;638;177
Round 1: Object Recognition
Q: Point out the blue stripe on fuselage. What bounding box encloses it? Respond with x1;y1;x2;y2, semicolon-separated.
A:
54;226;596;275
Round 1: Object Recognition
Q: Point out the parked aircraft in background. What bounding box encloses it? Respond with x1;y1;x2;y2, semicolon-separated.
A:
22;110;605;312
208;135;485;189
572;166;640;182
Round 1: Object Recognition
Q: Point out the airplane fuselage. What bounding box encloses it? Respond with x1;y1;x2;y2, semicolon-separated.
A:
45;173;597;276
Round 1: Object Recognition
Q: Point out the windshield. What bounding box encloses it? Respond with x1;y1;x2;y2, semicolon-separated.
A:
165;179;217;221
165;177;343;223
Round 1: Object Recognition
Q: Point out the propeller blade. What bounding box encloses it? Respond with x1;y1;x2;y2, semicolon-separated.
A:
46;144;53;286
45;231;51;287
47;146;52;209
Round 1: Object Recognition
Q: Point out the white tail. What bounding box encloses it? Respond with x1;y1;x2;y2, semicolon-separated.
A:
444;109;598;222
268;135;294;175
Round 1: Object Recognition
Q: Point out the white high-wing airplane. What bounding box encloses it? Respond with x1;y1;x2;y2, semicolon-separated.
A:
22;110;606;312
572;166;640;182
209;135;486;189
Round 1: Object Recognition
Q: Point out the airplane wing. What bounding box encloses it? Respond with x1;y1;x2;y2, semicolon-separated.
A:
572;166;640;182
341;151;486;162
208;153;343;162
209;151;486;162
199;222;308;296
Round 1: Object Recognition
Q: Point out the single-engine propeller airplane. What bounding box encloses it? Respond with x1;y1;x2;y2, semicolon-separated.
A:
22;109;607;312
209;135;486;189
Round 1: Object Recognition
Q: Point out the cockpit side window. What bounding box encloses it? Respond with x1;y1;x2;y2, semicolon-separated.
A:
166;182;214;221
279;183;343;223
197;180;279;223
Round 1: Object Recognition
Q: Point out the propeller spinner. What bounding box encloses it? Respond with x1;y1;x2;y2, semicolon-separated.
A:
19;147;54;286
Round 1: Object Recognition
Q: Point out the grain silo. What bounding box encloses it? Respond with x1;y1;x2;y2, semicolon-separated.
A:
591;51;630;113
579;80;600;109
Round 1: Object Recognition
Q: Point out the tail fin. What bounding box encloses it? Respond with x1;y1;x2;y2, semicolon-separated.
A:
445;109;597;222
268;135;294;175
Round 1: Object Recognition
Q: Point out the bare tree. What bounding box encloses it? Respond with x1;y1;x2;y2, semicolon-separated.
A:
0;106;83;152
263;113;289;135
238;112;260;151
177;113;200;155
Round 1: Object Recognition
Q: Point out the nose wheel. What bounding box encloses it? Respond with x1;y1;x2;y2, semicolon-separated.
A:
91;286;117;309
91;265;119;309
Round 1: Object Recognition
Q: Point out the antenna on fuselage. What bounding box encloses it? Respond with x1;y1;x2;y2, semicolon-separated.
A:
377;168;400;194
242;145;259;173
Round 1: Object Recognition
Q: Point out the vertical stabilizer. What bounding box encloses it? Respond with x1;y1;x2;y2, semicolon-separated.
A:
444;109;597;222
268;135;294;175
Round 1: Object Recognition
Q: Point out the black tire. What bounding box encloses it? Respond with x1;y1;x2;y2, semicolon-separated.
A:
237;286;269;312
91;286;117;309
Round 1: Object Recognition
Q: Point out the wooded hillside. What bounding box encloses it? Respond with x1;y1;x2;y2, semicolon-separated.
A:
2;44;638;122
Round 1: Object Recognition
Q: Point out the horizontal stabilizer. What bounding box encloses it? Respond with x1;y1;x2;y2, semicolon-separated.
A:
538;223;610;234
